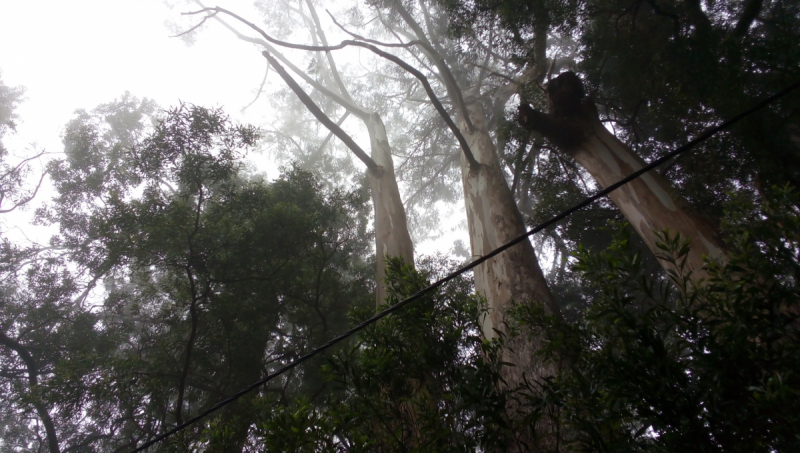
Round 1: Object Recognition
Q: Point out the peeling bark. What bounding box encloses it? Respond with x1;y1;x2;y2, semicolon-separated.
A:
459;94;563;450
366;113;415;305
459;98;559;333
520;72;726;280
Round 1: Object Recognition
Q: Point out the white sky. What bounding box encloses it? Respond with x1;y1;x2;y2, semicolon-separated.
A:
0;0;267;153
0;0;466;256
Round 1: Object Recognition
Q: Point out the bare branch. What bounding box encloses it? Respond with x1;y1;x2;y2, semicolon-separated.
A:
241;60;270;113
190;1;371;118
170;11;218;38
0;168;46;214
309;111;350;162
326;10;421;49
262;51;381;172
186;6;479;170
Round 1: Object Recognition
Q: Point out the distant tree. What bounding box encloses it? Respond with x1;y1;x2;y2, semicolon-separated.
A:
0;95;372;453
0;73;45;216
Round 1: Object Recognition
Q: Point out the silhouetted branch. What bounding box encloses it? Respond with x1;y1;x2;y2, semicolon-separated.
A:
184;6;479;170
170;11;218;37
262;51;381;172
732;0;763;38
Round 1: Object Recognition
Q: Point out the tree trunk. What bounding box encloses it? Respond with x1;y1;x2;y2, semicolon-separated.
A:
0;331;60;453
459;94;563;450
572;123;725;278
520;72;726;281
366;113;415;305
204;11;415;307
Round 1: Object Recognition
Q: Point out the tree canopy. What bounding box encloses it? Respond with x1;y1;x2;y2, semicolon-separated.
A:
0;0;799;451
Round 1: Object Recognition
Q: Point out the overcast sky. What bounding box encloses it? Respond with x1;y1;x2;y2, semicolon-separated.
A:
0;1;282;242
0;0;268;151
0;0;466;255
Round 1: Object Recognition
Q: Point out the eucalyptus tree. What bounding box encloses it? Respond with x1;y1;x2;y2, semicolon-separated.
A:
437;0;800;277
156;0;799;449
518;72;726;279
187;0;417;305
174;2;569;448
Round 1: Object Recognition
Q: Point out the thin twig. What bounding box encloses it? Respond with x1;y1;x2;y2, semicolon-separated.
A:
171;11;218;38
240;61;270;113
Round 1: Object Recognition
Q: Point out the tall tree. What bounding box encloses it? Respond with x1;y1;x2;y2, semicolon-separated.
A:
192;0;416;305
180;2;567;447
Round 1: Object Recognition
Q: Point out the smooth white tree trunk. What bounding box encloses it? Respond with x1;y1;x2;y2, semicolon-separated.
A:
366;113;415;305
573;121;725;278
459;94;563;451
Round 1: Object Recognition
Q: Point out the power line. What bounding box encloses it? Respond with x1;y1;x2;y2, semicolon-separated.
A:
131;79;800;452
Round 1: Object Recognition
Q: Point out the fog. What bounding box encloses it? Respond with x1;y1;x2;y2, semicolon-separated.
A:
0;0;466;255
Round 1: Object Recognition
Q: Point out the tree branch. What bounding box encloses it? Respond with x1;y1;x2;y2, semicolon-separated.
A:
0;330;61;453
309;111;350;162
732;0;763;38
240;60;270;113
175;186;206;426
387;0;476;131
262;51;381;172
170;11;218;37
304;0;354;103
185;6;479;170
190;1;371;119
0;168;47;214
530;0;551;85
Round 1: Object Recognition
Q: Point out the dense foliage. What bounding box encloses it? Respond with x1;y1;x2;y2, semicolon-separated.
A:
516;186;800;451
243;258;509;452
1;0;799;450
235;187;799;453
1;96;373;452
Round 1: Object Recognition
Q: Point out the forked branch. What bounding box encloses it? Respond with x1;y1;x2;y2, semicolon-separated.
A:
261;51;381;173
183;6;479;170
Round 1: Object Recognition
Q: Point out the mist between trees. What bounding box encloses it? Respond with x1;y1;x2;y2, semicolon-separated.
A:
0;0;799;451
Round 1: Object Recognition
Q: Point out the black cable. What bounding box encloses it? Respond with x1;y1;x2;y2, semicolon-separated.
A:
132;79;800;452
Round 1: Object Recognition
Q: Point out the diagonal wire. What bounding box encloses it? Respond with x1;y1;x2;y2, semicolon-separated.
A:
132;79;800;452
